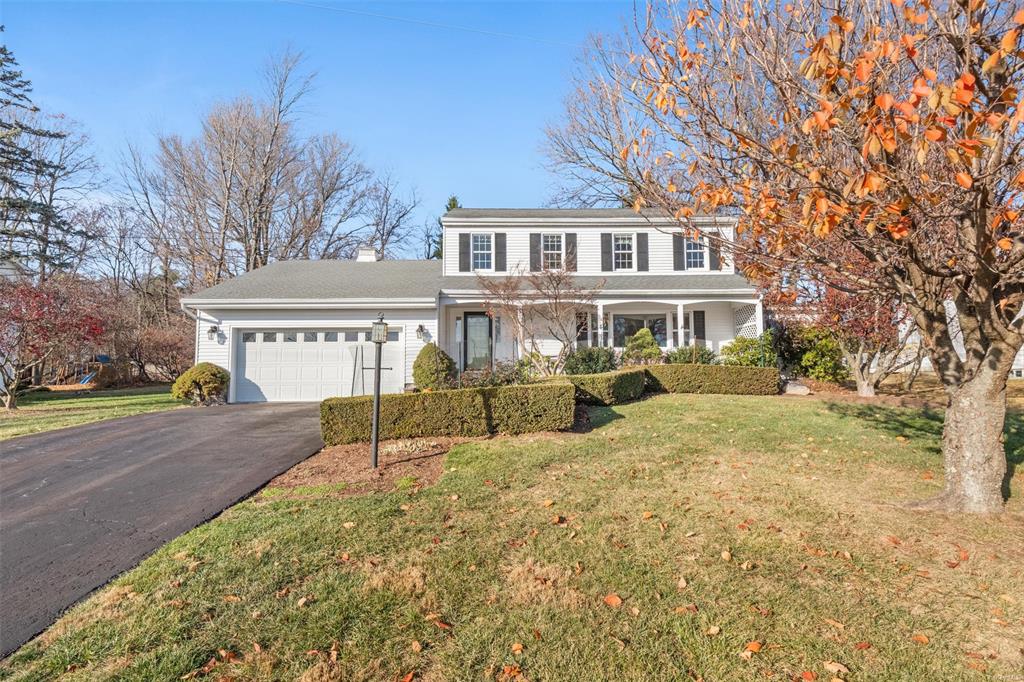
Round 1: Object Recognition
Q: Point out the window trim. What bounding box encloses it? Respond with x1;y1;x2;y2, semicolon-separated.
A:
685;235;708;270
541;232;565;271
470;232;494;272
612;232;636;272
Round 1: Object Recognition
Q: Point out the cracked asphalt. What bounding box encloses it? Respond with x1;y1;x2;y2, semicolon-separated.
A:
0;403;322;656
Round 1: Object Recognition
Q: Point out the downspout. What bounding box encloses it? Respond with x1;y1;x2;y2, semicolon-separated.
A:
179;300;200;365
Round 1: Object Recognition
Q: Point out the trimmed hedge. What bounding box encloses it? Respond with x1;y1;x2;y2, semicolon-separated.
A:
482;383;576;435
171;362;230;405
645;364;780;395
321;382;575;445
568;368;647;406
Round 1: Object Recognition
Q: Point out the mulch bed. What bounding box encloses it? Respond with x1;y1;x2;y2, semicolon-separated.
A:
266;437;471;497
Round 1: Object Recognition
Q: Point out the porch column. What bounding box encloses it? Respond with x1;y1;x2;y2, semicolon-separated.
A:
596;303;605;347
676;303;686;347
665;310;674;349
755;300;764;335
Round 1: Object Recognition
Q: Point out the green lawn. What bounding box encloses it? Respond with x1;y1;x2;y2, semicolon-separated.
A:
0;386;186;440
2;394;1022;680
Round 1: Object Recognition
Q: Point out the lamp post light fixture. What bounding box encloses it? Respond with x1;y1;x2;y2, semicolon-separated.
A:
369;314;388;469
206;325;219;341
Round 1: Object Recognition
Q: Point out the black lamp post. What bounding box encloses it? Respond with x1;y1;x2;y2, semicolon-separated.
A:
369;313;388;469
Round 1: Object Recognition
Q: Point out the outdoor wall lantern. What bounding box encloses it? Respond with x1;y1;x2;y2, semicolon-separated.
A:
415;324;426;340
207;325;220;341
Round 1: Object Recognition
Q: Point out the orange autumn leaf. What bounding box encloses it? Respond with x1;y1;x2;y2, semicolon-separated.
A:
998;237;1013;250
854;641;872;650
603;593;623;608
801;672;818;681
912;633;930;645
744;641;762;653
955;172;973;188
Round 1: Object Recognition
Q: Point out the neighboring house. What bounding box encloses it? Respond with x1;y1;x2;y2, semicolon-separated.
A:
180;208;763;403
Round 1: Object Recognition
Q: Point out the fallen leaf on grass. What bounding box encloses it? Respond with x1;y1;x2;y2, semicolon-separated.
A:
912;633;929;645
706;625;721;636
854;641;872;650
399;673;415;682
721;549;733;562
342;522;356;529
800;672;818;681
542;499;553;507
511;642;524;654
823;618;846;630
823;661;850;674
642;511;654;520
222;594;241;603
677;576;688;590
740;640;763;659
411;640;422;653
604;593;623;608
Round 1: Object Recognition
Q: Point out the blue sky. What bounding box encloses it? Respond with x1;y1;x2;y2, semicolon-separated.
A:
4;0;632;241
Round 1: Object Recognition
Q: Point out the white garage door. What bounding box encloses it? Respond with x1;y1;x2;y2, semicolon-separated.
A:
233;329;405;403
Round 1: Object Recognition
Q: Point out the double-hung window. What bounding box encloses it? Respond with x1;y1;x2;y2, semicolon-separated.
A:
685;237;705;269
542;234;563;270
471;233;492;270
613;234;634;271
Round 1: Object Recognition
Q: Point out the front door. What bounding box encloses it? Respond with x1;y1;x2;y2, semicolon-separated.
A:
463;313;492;370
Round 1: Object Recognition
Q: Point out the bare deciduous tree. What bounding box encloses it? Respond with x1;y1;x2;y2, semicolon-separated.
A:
478;268;602;375
124;52;381;290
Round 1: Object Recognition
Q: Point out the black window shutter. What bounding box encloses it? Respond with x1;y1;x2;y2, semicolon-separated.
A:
529;233;541;272
565;233;577;271
601;233;613;271
637;233;649;271
693;310;706;347
708;232;721;270
673;233;686;270
494;233;507;271
459;233;471;272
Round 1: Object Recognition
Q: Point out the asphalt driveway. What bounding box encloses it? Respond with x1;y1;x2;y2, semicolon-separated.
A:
0;403;323;657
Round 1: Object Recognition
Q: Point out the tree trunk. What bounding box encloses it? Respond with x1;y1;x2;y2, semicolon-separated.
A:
855;378;876;397
2;391;16;410
926;367;1008;513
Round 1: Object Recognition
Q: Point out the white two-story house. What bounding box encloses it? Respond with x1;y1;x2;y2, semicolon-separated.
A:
181;208;763;402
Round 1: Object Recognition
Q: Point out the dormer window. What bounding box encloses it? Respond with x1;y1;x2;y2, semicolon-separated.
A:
613;234;634;271
685;237;705;269
471;233;492;270
542;234;563;270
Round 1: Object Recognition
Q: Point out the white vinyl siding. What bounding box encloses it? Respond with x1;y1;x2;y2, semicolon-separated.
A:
443;225;734;277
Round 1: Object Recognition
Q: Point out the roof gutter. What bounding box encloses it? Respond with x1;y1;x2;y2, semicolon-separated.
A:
179;297;439;310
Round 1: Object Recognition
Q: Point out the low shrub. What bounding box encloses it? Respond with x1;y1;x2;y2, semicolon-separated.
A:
459;360;532;388
794;327;850;383
568;368;646;406
412;343;456;390
665;345;717;365
645;364;780;395
170;362;230;405
564;346;617;375
621;328;663;365
321;382;575;445
720;330;777;368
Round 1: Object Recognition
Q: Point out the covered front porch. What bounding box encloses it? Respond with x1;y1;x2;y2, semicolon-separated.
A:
438;295;763;371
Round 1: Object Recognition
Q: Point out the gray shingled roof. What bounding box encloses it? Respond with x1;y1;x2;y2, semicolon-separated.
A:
183;259;754;303
444;208;717;220
440;272;754;292
182;260;444;301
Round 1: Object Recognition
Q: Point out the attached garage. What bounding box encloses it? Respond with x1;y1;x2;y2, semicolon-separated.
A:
179;259;443;404
233;328;405;402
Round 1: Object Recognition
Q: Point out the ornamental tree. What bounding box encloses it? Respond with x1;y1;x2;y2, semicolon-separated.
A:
550;1;1024;512
0;277;104;409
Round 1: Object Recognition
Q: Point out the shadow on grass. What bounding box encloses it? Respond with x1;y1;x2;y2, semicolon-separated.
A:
824;401;1024;502
584;405;626;431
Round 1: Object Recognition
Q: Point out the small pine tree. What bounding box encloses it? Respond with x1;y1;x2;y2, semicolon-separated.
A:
412;342;456;390
621;328;663;365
